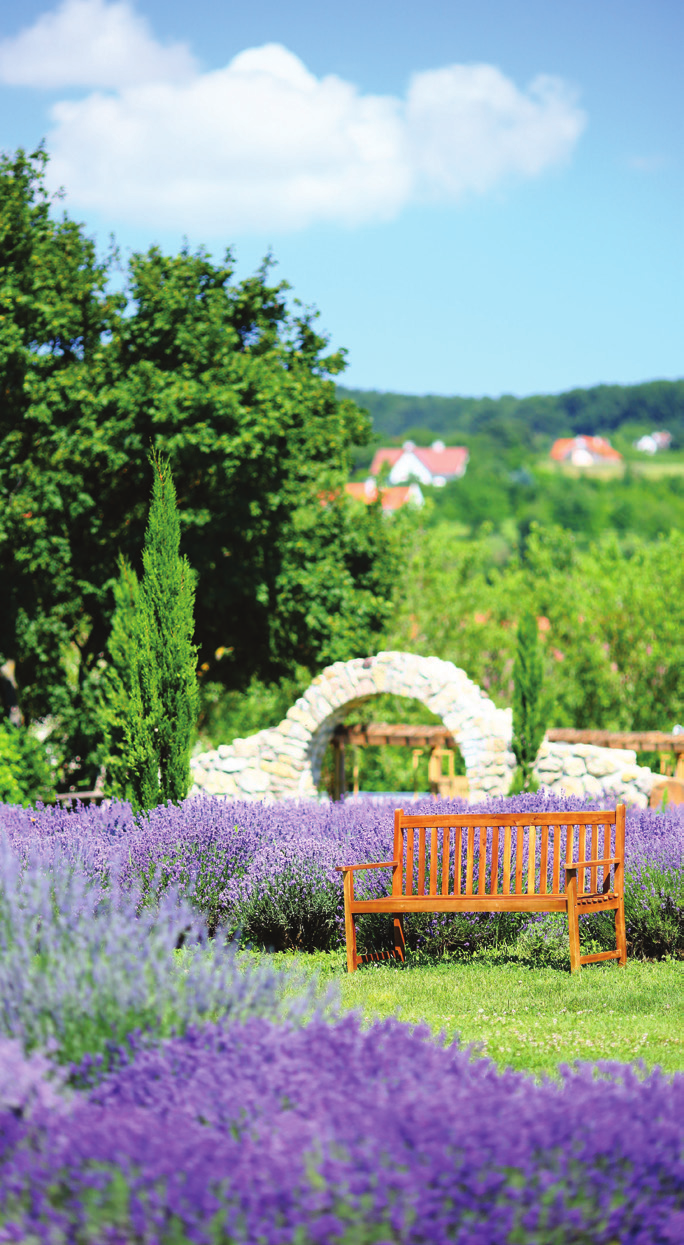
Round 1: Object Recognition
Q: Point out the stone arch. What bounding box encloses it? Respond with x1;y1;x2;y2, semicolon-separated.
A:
191;651;515;802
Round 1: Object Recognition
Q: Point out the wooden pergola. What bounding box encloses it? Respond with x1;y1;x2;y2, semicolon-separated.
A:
329;724;684;802
330;722;469;802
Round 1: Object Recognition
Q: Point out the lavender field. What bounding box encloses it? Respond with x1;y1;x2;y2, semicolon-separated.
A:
0;791;681;1242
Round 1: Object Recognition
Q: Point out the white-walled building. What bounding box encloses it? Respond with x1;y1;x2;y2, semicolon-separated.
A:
369;440;469;487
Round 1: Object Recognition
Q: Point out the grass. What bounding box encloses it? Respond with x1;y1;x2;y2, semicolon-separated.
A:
261;950;684;1079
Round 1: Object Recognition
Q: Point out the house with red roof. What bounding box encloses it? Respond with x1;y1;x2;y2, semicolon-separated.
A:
550;435;622;466
369;440;469;487
345;481;423;512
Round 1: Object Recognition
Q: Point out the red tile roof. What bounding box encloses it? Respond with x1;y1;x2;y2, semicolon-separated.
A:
550;436;622;462
369;445;468;478
344;483;420;511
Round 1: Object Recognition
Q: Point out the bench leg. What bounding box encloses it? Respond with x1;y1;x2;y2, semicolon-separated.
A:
566;871;582;974
393;914;405;963
615;899;627;968
342;872;358;972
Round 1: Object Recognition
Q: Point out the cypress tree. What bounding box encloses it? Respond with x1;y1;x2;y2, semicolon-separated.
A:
103;455;198;809
509;611;548;795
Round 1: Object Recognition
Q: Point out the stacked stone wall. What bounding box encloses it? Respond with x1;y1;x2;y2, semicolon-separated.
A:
190;652;659;808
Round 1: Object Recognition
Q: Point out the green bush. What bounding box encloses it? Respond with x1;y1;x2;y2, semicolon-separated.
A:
0;723;53;806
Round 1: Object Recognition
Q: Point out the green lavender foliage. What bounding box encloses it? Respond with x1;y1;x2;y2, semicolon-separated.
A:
104;456;199;809
509;611;547;794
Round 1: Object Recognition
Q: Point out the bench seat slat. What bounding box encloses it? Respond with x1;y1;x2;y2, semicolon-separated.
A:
397;811;616;827
350;895;570;914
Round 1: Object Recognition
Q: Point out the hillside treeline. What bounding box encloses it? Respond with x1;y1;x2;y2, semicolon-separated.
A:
341;379;684;459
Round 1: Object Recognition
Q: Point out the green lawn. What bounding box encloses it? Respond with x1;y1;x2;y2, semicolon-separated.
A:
266;951;684;1079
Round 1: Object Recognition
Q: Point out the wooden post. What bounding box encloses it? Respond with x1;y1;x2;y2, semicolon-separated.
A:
614;803;627;967
342;869;358;973
566;867;581;974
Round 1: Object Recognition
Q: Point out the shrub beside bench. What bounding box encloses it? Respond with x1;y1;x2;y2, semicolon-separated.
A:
337;805;627;974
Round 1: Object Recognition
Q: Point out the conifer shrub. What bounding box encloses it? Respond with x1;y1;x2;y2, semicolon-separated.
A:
103;454;199;810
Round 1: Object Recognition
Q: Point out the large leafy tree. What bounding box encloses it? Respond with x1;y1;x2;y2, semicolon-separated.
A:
0;149;395;788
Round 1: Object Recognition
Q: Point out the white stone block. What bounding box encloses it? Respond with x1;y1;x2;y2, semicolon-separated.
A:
561;756;587;777
238;768;271;794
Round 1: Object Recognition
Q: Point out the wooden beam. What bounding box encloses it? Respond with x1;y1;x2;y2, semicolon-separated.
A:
546;729;684;754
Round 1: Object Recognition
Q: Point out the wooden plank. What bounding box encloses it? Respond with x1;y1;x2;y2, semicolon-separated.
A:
397;810;617;828
350;895;568;914
539;825;549;896
502;825;512;895
454;825;462;896
392;810;403;900
614;804;627;966
429;825;438;895
552;825;561;895
478;824;487;896
579;950;622;965
405;826;414;897
580;824;589;895
342;869;358;973
565;819;574;895
442;825;451;896
515;826;524;895
490;825;500;897
590;824;599;894
465;826;475;895
527;824;537;895
546;728;684;753
566;867;581;974
417;826;426;896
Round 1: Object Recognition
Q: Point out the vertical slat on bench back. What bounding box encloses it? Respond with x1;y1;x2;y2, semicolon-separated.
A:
539;825;549;895
454;825;463;895
580;823;589;895
527;824;537;895
590;824;599;894
490;825;500;896
465;825;475;895
478;825;487;896
565;818;575;891
502;825;512;895
417;827;426;896
393;809;404;899
515;825;524;894
442;826;451;896
430;825;439;895
552;825;561;894
406;825;414;896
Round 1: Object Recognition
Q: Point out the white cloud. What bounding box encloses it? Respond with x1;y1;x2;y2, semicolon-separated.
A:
3;1;586;234
0;0;195;88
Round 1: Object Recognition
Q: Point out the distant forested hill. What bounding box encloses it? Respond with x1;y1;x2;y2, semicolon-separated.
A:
338;379;684;454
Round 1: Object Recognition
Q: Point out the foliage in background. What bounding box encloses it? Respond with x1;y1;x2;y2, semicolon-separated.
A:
509;612;548;794
103;456;198;810
0;723;53;806
342;378;684;457
0;148;395;790
383;521;684;735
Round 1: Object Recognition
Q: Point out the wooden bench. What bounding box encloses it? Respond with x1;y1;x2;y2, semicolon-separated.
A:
337;805;627;975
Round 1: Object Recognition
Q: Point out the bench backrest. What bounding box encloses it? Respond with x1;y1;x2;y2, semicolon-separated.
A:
391;807;625;900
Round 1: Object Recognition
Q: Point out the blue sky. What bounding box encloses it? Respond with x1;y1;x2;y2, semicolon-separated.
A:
1;0;681;397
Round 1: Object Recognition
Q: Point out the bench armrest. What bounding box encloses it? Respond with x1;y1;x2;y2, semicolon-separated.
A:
335;861;399;873
565;857;619;870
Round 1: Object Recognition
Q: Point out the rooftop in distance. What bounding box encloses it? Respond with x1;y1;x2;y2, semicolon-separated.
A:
370;440;469;487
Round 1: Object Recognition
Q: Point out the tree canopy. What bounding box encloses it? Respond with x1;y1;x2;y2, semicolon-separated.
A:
0;148;395;788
